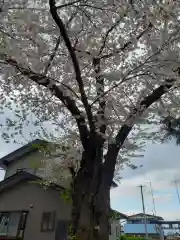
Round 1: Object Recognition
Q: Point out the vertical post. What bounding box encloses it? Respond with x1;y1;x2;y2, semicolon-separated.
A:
159;225;164;240
173;180;180;206
139;185;148;240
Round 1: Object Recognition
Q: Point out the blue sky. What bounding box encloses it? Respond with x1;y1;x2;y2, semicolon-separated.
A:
111;141;180;220
0;116;180;221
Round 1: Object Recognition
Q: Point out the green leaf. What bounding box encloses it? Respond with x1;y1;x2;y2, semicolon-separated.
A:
60;189;72;204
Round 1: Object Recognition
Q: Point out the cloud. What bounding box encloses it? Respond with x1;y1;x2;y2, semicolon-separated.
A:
157;210;180;220
111;140;180;220
117;140;180;190
153;193;173;203
111;170;177;199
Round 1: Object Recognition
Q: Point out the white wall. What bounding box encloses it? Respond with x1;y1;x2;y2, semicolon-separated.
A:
109;219;121;240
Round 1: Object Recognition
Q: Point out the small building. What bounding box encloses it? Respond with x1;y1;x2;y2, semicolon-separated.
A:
0;139;126;240
109;210;128;240
124;213;164;239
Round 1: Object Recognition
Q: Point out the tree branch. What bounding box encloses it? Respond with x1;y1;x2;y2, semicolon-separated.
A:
78;4;108;11
43;35;61;75
102;78;176;189
49;0;95;133
4;58;89;149
43;11;78;75
98;11;128;55
91;72;150;107
56;0;82;9
93;57;106;135
101;22;153;59
73;47;91;56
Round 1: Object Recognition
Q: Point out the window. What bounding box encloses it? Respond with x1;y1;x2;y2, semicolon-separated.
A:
0;211;28;238
41;212;56;232
0;213;9;236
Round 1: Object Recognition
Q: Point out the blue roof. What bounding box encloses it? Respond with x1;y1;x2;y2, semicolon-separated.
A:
124;223;161;234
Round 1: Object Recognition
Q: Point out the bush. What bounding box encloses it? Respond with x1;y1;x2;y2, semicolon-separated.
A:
120;235;146;240
120;235;128;240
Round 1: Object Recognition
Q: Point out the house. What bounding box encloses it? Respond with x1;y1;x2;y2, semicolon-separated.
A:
0;139;125;240
124;213;164;239
109;210;128;240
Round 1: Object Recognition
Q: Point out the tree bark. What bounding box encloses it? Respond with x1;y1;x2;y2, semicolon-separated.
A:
70;145;110;240
71;183;110;240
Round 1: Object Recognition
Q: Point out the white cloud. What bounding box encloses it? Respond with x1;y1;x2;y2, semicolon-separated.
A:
111;141;180;220
157;210;180;220
153;193;173;203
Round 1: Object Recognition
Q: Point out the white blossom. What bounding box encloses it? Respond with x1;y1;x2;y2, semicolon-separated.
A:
0;0;180;177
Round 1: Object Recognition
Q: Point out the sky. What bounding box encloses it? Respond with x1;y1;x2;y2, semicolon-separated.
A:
0;110;180;221
111;141;180;221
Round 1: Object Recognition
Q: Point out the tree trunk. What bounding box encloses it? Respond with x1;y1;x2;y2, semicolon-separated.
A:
98;190;110;240
71;184;110;240
70;148;111;240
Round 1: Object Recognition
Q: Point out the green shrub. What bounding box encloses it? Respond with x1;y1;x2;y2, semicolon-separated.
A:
128;237;146;240
120;235;128;240
120;235;146;240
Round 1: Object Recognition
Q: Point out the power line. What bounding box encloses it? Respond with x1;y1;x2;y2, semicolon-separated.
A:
138;185;148;240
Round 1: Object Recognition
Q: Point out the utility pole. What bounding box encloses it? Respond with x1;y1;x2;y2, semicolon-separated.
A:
138;185;148;240
173;180;180;207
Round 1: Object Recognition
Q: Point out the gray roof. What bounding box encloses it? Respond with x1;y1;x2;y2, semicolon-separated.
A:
0;139;47;168
128;213;164;221
0;170;64;193
0;139;118;188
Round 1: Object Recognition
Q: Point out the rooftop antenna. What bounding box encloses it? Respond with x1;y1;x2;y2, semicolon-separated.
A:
146;181;156;216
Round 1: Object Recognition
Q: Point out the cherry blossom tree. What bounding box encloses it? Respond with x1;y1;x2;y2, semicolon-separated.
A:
161;116;180;144
0;0;180;239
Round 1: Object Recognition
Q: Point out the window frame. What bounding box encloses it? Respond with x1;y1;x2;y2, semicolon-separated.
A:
0;211;28;239
116;225;119;237
108;222;111;235
41;212;56;232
